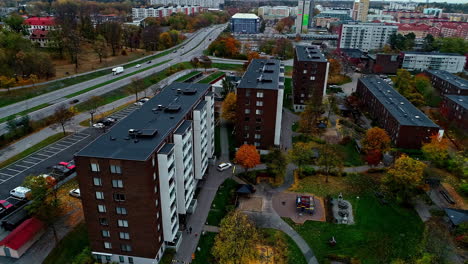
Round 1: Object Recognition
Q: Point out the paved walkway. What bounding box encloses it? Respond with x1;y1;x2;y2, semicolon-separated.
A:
281;108;300;151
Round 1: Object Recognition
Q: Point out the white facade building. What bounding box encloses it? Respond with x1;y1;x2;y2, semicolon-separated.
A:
149;0;223;8
387;2;417;11
258;6;296;20
132;5;201;20
339;22;398;52
402;52;467;73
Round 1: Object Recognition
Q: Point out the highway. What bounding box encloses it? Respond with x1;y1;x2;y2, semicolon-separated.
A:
0;24;226;134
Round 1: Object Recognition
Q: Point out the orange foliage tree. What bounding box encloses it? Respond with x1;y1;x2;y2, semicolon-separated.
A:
422;134;449;167
362;127;391;154
235;144;261;172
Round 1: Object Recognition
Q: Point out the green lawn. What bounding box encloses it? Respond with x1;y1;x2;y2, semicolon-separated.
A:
0;132;68;169
334;141;364;167
206;178;238;226
0;103;50;123
175;71;202;82
160;249;176;264
43;223;89;264
284;195;424;263
283;77;293;111
192;232;217;264
212;63;243;71
262;229;308;264
285;66;293;76
198;71;225;84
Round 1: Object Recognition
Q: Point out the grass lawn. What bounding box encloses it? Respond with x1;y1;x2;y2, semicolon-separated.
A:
283;77;293;111
212;63;243;71
206;178;238;226
198;71;225;84
334;141;364;167
263;229;308;264
0;132;68;169
160;249;176;264
284;195;424;263
175;71;201;82
192;232;217;264
285;66;293;76
0;103;50;123
43;223;89;264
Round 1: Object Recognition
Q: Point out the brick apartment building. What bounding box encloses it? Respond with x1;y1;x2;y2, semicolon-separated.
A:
367;53;401;74
425;70;468;96
292;45;329;111
356;77;441;149
440;95;468;130
236;59;284;152
75;82;215;264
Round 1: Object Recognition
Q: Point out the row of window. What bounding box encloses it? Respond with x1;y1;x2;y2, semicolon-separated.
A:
245;100;264;106
104;242;132;252
90;163;122;174
95;192;126;202
94;178;124;188
244;109;263;115
245;91;264;98
99;218;128;227
97;205;127;215
102;230;131;240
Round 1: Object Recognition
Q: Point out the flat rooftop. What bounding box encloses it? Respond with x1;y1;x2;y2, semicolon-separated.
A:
404;51;465;57
426;70;468;90
359;77;439;128
231;13;259;19
446;95;468;110
295;45;328;62
238;59;282;90
76;82;211;161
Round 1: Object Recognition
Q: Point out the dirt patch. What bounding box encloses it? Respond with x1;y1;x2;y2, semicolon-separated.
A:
442;182;468;210
239;196;263;212
272;192;326;224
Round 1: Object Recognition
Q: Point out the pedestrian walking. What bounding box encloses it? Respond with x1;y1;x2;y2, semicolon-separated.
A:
189;226;192;234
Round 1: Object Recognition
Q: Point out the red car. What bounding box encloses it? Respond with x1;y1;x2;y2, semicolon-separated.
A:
0;200;13;210
58;161;76;171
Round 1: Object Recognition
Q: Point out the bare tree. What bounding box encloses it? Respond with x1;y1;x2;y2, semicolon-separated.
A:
128;77;146;102
52;104;74;135
85;96;103;124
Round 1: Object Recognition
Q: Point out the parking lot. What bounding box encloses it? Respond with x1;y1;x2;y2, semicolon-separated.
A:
108;105;138;120
0;132;90;185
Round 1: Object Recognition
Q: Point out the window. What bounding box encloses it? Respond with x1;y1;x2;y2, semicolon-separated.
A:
256;118;262;123
113;193;126;202
121;244;132;252
118;219;128;227
154;186;158;193
90;163;100;172
255;126;261;131
244;125;249;131
153;172;157;180
119;232;130;240
98;205;106;213
254;142;260;147
310;76;315;80
244;109;250;114
155;199;159;207
104;242;112;249
256;92;263;98
245;99;250;105
99;218;108;226
93;178;102;186
256;109;263;115
158;224;161;231
256;101;263;106
116;207;127;215
245;90;250;96
119;256;124;263
102;230;110;237
244;133;249;139
254;134;261;139
301;93;305;98
159;235;162;242
110;165;122;174
157;212;160;219
303;70;307;74
96;192;104;200
244;117;250;121
112;180;124;188
128;257;134;264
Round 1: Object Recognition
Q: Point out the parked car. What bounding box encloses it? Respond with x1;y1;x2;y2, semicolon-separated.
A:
69;189;81;198
134;101;144;106
173;50;177;53
58;161;76;172
139;98;150;103
102;118;116;126
1;203;30;231
147;60;152;64
10;186;31;199
70;99;79;104
217;162;232;172
135;64;141;68
93;123;105;129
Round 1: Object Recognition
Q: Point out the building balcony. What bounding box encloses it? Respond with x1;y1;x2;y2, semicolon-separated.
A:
166;231;183;251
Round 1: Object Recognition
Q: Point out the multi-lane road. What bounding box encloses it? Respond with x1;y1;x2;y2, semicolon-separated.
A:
0;24;227;135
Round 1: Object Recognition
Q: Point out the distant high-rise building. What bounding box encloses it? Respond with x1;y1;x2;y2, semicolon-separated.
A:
295;0;313;34
352;0;369;22
338;22;398;52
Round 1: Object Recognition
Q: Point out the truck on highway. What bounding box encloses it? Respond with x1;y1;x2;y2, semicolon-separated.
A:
112;66;124;75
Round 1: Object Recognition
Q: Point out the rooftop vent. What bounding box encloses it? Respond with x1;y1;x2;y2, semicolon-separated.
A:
177;88;182;94
110;136;116;141
165;103;181;112
128;129;138;135
139;129;158;138
459;98;464;102
183;87;197;95
400;102;404;105
266;62;275;65
415;115;420;119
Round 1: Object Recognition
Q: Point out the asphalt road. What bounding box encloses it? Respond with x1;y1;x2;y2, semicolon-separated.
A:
0;24;227;135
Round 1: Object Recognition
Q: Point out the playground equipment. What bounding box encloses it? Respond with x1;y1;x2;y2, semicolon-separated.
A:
296;195;315;214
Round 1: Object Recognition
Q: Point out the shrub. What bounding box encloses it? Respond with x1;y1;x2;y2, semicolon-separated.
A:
302;166;316;177
459;183;468;196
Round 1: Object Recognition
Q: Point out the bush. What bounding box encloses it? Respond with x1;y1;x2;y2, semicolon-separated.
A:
459;183;468;196
302;166;316;177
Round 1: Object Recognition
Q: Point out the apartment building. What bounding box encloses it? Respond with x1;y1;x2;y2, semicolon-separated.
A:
338;23;398;52
440;95;468;130
292;45;329;111
258;6;297;20
425;70;468;96
132;5;201;20
295;0;314;34
75;82;215;264
149;0;223;8
23;16;55;35
352;0;369;22
401;52;466;73
230;13;260;34
235;59;284;152
356;77;441;149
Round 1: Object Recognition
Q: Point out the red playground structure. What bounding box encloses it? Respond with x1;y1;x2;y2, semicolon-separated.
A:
296;195;315;214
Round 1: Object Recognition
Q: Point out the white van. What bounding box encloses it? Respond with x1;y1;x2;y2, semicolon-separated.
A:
10;186;31;199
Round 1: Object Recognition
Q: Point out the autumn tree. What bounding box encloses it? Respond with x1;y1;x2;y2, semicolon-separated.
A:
93;34;107;63
212;210;259;264
159;32;173;49
272;38;294;59
29;74;38;88
289;142;317;176
235;144;261;172
23;175;61;244
141;24;161;51
298;100;323;134
221;92;237;122
264;148;288;185
324;94;339;122
362;127;391;154
128;77;146;101
221;78;234;98
328;58;342;76
52;104;75;135
199;56;212;72
383;154;426;203
99;21;122;56
244;51;260;69
394;69;414;97
366;149;382;166
317;144;343;183
422;135;449;167
190;57;200;68
4;14;26;34
84;96;103;124
276;21;285;33
0;76;16;93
